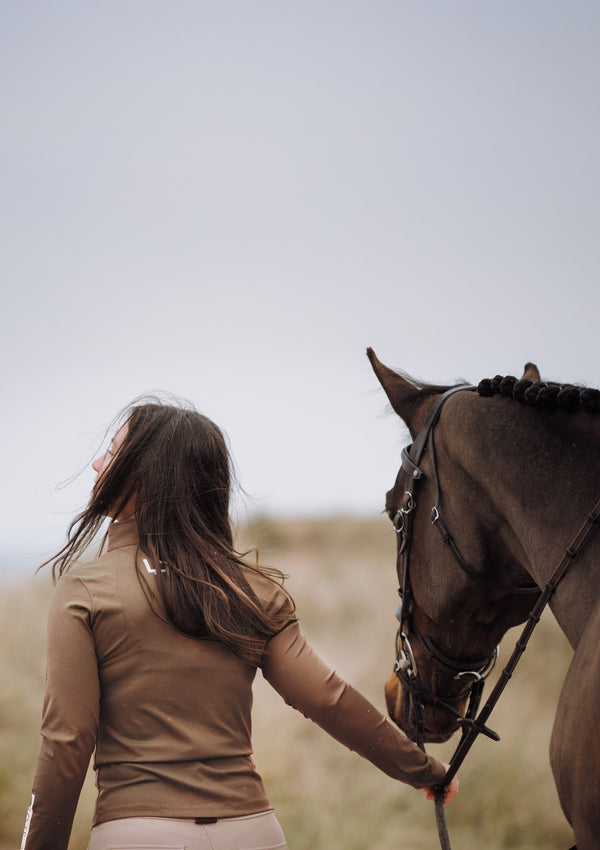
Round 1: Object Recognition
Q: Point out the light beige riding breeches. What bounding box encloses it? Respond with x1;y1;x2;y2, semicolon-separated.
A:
87;811;288;850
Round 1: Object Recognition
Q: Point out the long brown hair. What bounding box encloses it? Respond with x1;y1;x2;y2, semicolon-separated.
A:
46;399;295;664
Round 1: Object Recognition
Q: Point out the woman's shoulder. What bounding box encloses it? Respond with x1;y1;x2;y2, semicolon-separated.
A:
244;567;296;623
61;545;129;580
52;544;135;601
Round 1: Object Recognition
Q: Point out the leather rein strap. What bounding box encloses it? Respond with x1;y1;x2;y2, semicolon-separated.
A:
390;385;600;850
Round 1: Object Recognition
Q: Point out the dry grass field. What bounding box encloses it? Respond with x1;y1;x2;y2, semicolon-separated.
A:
2;516;574;849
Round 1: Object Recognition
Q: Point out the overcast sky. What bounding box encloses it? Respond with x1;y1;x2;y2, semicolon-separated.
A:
2;1;599;569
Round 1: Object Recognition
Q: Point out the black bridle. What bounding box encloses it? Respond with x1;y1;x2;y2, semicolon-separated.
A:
387;384;600;850
389;385;540;749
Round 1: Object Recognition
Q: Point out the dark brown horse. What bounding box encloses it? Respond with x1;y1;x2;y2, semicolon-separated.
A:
367;348;600;850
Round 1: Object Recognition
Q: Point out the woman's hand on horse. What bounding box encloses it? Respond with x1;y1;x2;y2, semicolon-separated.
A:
423;764;459;804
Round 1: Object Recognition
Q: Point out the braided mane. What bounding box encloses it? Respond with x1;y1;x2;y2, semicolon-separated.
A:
478;375;600;414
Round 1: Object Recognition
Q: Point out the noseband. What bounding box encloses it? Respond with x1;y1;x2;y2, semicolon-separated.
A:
389;385;540;748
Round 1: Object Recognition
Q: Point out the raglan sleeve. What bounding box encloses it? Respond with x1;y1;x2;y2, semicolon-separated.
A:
261;620;447;789
21;574;100;850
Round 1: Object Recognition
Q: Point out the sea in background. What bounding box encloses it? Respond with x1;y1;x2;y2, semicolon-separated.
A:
3;515;574;850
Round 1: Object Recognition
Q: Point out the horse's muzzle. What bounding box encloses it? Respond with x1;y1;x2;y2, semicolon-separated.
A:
384;669;466;744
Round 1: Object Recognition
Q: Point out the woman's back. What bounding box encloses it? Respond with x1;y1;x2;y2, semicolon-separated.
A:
38;518;297;835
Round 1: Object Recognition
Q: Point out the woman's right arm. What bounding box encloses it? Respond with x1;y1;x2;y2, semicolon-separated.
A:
22;575;100;850
261;621;449;790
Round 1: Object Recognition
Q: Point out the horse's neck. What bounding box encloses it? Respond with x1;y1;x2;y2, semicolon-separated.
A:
505;419;599;648
461;401;600;648
519;500;600;649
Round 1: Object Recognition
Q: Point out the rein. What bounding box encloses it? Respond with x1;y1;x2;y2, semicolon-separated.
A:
389;386;600;850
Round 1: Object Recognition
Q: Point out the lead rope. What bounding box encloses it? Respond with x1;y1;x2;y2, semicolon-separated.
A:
412;711;452;849
408;677;453;848
413;718;451;848
434;788;451;850
431;680;486;849
426;494;600;850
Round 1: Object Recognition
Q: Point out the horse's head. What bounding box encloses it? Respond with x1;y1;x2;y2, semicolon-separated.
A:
367;348;541;744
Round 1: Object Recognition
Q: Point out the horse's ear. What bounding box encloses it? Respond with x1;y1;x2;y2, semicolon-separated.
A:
366;347;423;432
522;362;541;381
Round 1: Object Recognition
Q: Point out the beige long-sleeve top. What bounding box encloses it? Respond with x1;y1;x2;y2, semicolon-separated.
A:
23;520;446;850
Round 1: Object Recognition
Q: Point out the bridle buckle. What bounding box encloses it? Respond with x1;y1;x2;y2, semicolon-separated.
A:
394;629;418;679
393;491;416;534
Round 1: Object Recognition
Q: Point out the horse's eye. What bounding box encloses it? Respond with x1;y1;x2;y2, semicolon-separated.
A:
386;505;397;522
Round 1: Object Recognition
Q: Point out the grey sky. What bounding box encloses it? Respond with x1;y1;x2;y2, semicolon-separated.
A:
2;2;599;564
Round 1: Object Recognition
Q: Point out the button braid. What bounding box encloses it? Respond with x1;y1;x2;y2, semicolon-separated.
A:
477;375;600;414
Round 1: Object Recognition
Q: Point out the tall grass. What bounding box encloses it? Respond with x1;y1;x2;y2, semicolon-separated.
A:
3;516;574;849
